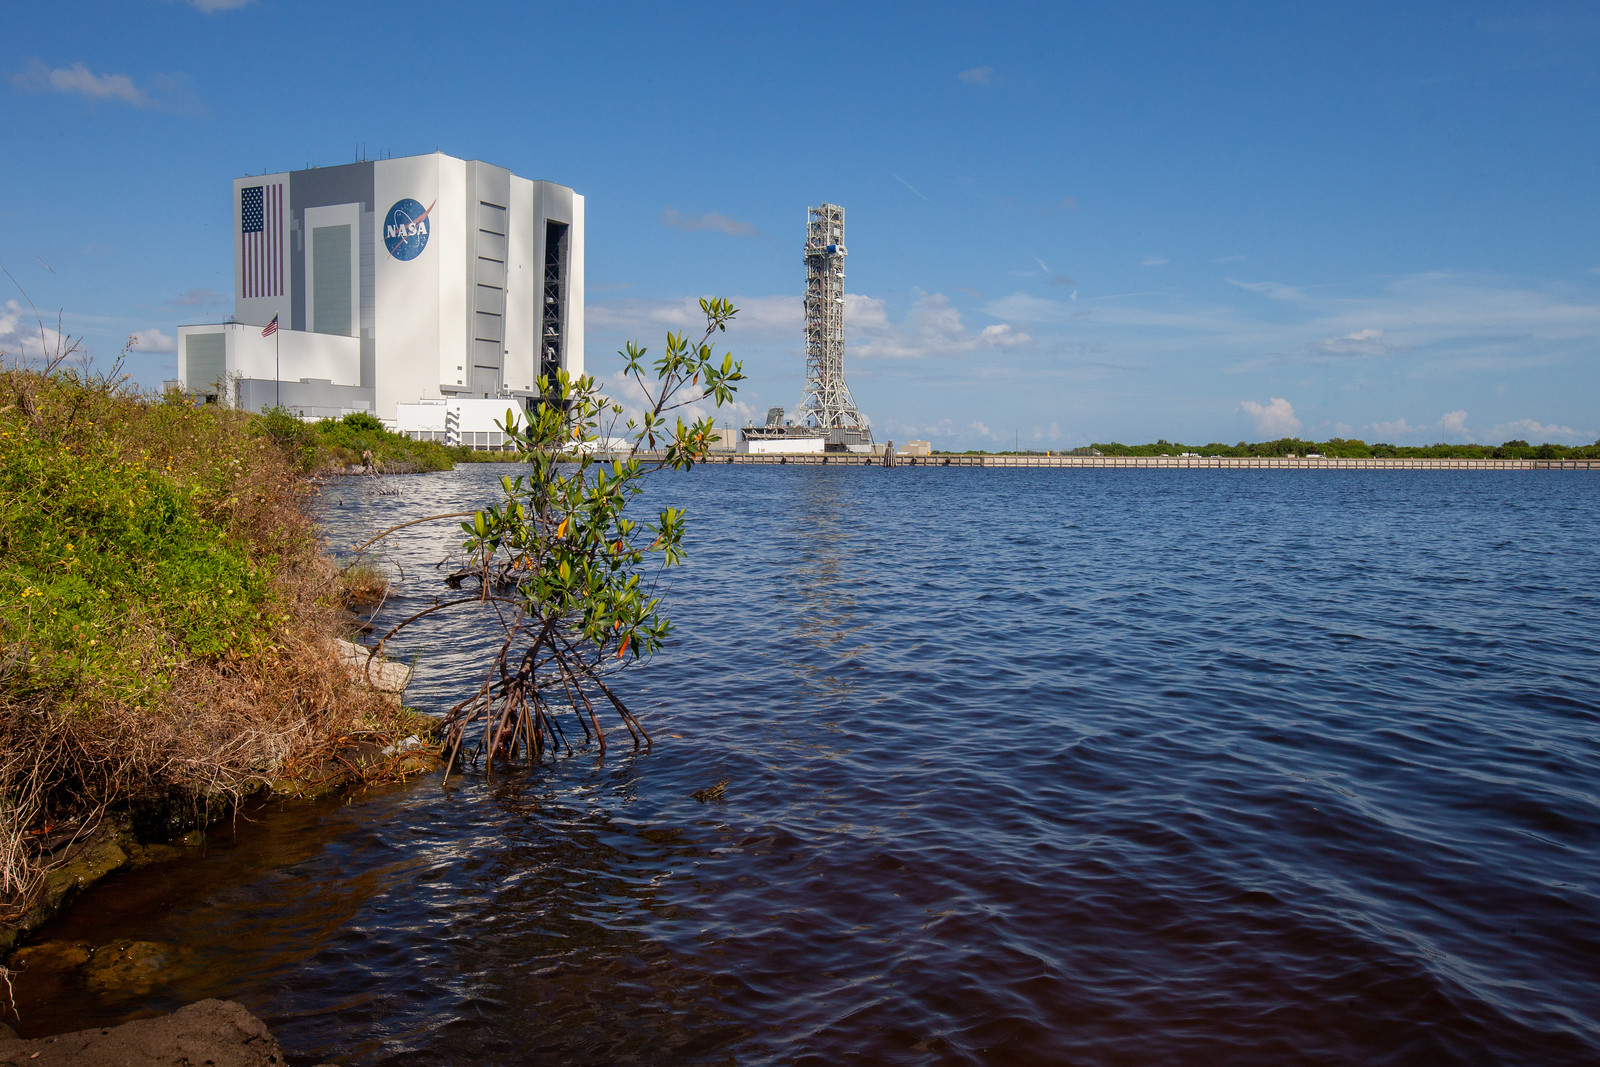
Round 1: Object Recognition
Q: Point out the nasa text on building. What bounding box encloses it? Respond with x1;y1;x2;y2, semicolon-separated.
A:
177;151;583;443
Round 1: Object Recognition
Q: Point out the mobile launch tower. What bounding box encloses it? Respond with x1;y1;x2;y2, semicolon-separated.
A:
795;203;872;451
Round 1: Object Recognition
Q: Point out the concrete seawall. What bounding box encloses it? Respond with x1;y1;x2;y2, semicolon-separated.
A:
646;452;1600;471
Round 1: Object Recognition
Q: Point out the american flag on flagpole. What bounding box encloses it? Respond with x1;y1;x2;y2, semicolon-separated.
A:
241;182;284;299
261;314;278;338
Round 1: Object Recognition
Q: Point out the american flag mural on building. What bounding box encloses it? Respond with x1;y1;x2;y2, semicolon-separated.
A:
240;182;284;299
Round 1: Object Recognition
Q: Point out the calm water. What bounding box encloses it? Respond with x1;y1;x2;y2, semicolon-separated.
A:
17;466;1600;1065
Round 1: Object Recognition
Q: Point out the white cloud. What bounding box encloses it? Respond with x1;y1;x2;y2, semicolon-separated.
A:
168;0;254;10
1141;254;1170;267
719;295;803;337
660;207;758;237
12;59;150;106
588;295;799;342
585;272;1600;450
1026;421;1063;443
994;272;1600;375
11;59;201;113
958;66;994;85
1227;277;1307;301
587;298;697;336
1486;418;1592;444
0;299;78;366
1439;410;1470;439
597;367;761;442
1239;397;1302;436
167;287;227;308
1369;417;1418;439
1214;254;1248;264
989;291;1248;336
849;291;1032;359
1312;326;1392;358
592;291;1030;364
132;328;176;353
978;323;1030;346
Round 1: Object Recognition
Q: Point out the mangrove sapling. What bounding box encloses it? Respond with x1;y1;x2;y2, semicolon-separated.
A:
366;298;745;777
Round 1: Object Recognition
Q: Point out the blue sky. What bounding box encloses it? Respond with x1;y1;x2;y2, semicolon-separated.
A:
3;0;1598;449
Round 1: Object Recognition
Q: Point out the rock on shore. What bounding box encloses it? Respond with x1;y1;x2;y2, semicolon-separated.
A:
0;999;283;1066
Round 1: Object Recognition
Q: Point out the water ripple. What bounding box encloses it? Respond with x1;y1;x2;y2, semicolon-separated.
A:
15;467;1600;1065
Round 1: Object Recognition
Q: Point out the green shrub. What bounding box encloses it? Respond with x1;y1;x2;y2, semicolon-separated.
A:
0;422;271;707
0;380;290;712
294;412;459;472
253;406;319;472
0;367;429;920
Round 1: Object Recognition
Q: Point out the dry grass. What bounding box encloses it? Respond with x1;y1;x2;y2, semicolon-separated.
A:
337;557;392;612
0;365;422;925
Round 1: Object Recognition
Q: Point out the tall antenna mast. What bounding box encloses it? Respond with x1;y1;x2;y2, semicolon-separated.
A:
794;203;872;451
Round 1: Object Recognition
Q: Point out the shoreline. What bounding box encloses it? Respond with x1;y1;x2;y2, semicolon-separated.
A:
1;710;442;955
0;369;446;961
0;998;284;1065
640;450;1600;470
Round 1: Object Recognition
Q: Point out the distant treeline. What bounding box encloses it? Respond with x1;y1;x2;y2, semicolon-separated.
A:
946;437;1600;460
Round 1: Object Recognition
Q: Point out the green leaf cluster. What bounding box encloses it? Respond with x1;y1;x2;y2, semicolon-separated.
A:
457;298;744;666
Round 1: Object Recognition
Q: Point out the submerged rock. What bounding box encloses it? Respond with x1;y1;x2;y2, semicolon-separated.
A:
82;938;197;995
0;998;283;1066
5;940;92;971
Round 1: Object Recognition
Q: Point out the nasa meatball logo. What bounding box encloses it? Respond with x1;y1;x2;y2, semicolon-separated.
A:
383;198;434;261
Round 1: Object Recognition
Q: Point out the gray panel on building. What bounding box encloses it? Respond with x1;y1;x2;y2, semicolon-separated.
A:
475;284;506;315
476;258;506;289
477;202;507;233
185;332;226;393
472;338;502;370
477;230;507;262
474;310;503;342
359;207;376;389
313;224;352;335
287;161;374;332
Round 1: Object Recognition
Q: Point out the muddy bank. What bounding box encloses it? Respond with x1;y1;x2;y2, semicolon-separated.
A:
0;998;284;1066
1;725;442;955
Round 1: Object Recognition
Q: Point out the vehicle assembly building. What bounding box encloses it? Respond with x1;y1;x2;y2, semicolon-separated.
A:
741;203;873;454
176;151;584;430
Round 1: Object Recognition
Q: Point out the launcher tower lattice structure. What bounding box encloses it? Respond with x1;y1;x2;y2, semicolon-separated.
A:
795;203;873;451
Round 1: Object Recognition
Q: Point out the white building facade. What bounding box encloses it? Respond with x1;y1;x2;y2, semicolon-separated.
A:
177;152;584;426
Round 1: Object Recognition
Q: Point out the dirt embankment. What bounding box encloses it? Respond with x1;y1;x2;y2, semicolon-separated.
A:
0;998;287;1066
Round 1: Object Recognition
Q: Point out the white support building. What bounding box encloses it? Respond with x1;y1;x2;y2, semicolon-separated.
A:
738;432;826;455
394;397;525;450
177;151;584;426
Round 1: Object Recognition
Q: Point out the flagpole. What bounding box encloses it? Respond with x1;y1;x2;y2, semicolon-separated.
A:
274;309;281;410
